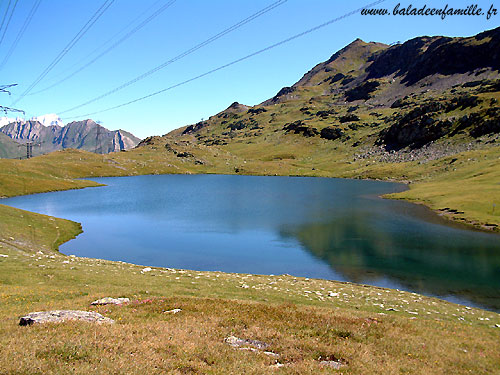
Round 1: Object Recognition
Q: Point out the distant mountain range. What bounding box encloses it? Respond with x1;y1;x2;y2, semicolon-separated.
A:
0;117;141;158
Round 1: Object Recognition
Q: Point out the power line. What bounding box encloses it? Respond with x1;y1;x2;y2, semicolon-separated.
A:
0;83;17;93
0;83;24;115
14;0;115;102
29;0;176;95
0;0;18;47
31;0;167;86
61;0;385;120
13;0;115;105
0;0;12;45
58;0;288;115
0;0;42;70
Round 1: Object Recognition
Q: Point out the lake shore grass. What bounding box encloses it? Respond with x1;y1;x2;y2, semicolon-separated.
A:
1;147;499;373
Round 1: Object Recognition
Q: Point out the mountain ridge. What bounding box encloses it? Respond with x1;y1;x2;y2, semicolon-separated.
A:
0;119;141;158
155;26;499;155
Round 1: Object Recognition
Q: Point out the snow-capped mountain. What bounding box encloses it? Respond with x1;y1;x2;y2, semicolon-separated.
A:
0;114;64;127
0;116;23;127
30;114;64;127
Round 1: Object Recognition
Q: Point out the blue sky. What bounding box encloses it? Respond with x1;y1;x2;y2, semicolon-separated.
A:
1;0;497;138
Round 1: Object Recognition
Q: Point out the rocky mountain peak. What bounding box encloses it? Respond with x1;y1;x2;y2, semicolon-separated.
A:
0;118;141;157
292;39;388;88
226;102;249;113
30;114;64;127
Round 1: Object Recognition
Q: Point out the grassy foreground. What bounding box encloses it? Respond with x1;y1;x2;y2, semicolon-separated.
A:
1;206;500;374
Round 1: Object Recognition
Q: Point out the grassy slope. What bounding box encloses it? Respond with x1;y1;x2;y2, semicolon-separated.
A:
1;208;499;374
0;132;22;159
381;147;500;229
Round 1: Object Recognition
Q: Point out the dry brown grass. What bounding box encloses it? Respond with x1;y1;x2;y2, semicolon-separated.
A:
1;296;500;374
2;297;500;374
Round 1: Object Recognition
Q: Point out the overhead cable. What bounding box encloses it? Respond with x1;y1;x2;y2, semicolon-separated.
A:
29;0;176;95
0;0;42;70
13;0;115;105
0;0;13;39
58;0;288;115
0;0;19;46
61;0;385;119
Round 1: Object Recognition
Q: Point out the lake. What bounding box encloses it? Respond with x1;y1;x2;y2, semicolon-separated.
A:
3;174;500;311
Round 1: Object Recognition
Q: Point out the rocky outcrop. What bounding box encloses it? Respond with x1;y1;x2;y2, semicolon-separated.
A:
367;27;500;85
225;102;249;113
261;86;298;105
379;116;453;150
283;121;318;137
225;336;270;350
345;81;380;102
339;114;360;123
19;310;114;326
137;135;162;147
227;118;259;131
182;121;209;134
320;126;344;140
247;107;267;115
378;97;498;150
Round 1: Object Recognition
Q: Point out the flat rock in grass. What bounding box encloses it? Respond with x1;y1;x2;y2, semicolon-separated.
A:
91;297;130;305
163;308;182;314
263;351;280;357
19;310;114;326
270;363;286;368
319;360;345;369
224;336;270;350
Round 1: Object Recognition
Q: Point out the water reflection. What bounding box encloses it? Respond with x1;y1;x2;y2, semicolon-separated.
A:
280;211;500;311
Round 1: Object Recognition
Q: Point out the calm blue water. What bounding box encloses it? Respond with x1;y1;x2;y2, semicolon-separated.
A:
3;174;500;311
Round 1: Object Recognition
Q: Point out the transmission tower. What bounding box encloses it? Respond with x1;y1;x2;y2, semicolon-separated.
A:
26;142;33;159
95;123;102;154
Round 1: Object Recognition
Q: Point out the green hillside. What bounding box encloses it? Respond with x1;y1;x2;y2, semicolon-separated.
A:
0;132;22;159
